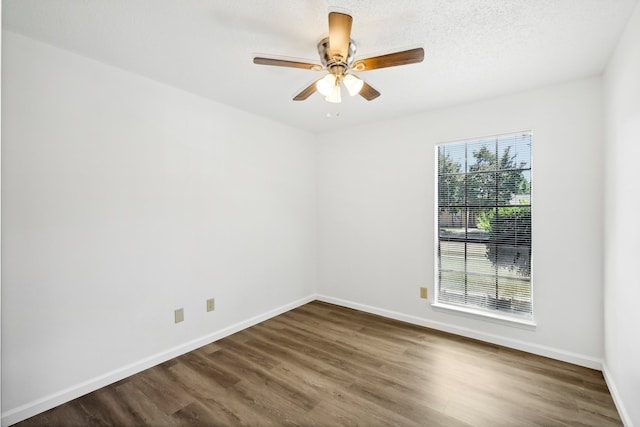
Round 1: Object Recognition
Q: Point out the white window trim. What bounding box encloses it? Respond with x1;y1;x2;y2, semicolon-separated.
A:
431;301;537;329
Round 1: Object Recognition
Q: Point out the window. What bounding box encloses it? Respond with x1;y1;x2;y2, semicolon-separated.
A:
436;131;532;320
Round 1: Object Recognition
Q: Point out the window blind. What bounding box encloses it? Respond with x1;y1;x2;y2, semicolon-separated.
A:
437;131;532;318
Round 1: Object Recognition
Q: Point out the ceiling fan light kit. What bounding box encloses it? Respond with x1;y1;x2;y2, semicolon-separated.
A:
326;84;342;103
317;73;337;96
343;74;364;96
253;11;424;103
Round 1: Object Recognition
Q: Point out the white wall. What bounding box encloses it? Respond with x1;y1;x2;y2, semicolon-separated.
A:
603;2;640;426
1;31;317;424
317;77;605;368
0;3;3;419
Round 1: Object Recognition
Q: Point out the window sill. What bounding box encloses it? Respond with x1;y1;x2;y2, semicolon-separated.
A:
431;302;537;330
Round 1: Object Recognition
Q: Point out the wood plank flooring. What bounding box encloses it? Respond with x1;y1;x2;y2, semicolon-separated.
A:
16;301;622;426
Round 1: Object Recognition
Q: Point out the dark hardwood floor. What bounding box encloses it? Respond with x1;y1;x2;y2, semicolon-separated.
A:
16;301;622;426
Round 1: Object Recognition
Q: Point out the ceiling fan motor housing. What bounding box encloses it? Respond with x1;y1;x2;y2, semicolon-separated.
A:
318;37;356;76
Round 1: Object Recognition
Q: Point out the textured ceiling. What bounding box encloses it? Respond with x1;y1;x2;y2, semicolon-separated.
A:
3;0;638;133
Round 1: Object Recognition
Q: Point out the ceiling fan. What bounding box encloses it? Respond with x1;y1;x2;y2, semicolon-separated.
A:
253;12;424;103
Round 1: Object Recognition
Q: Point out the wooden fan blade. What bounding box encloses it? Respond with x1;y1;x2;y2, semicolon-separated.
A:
353;48;424;71
359;81;380;101
328;12;353;60
293;79;320;101
253;57;322;70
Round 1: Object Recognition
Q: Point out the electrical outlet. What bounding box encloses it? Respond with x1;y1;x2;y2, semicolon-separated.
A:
206;298;215;312
420;287;428;299
174;308;184;323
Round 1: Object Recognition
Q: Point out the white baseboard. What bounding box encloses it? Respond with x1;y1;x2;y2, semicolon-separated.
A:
3;294;607;426
602;363;634;427
316;294;603;370
1;294;316;427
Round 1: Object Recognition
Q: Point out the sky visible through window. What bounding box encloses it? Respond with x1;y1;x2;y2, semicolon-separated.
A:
440;133;531;177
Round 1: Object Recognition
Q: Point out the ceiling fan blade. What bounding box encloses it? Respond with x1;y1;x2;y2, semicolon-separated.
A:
253;57;322;70
293;79;320;101
328;12;353;60
359;81;380;101
353;48;424;71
